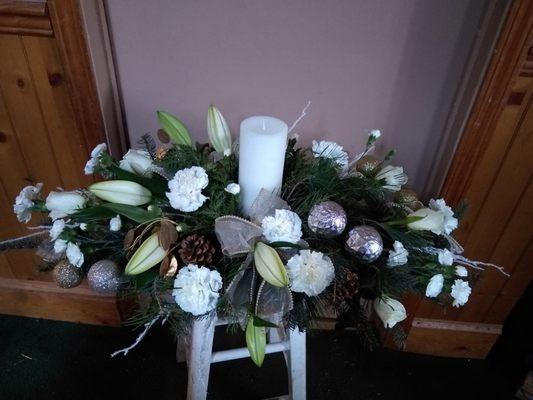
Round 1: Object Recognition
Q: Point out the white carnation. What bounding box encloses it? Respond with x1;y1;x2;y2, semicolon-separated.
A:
455;266;468;277
66;242;84;267
119;149;153;177
54;239;68;254
451;279;471;307
376;165;408;191
224;183;240;195
13;183;43;223
172;264;222;316
437;248;454;266
429;198;458;235
166;166;209;212
425;274;444;298
261;209;302;244
286;250;335;296
49;219;65;241
109;215;122;231
387;241;408;267
84;142;107;175
312;140;349;168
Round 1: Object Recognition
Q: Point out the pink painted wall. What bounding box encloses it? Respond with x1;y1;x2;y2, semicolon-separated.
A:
106;0;486;190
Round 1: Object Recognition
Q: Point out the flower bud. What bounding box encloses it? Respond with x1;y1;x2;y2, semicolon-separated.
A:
246;317;266;367
207;104;232;156
157;110;192;147
407;208;445;235
254;242;289;287
125;233;167;275
119;149;154;177
45;191;86;220
89;180;151;206
374;296;407;328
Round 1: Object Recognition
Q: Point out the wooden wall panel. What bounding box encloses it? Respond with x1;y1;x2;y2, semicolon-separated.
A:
0;34;64;188
22;35;92;189
0;1;119;325
405;0;533;358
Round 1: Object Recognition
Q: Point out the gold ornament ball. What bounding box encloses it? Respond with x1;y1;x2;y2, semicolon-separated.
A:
356;155;380;175
395;188;420;209
53;260;84;289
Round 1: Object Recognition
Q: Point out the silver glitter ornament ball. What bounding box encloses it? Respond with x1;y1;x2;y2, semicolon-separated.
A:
307;201;347;238
345;225;383;262
53;260;84;288
87;260;121;293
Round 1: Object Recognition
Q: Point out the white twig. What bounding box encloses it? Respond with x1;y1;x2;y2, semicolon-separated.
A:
288;101;311;134
419;247;510;277
111;313;166;358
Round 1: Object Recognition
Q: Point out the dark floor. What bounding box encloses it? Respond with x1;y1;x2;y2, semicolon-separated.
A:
0;311;526;400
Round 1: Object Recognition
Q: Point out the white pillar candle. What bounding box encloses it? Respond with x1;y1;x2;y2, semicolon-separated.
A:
238;116;288;216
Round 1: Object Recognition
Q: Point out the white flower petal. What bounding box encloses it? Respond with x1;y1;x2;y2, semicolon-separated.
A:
172;264;222;316
286;250;334;296
312;140;349;168
261;209;302;244
425;274;444;298
166;166;209;212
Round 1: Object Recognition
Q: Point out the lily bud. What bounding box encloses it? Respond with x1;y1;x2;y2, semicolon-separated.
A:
157;110;192;147
207;104;232;156
89;180;151;206
407;208;445;235
246;318;266;367
254;242;289;287
374;296;407;328
125;233;167;275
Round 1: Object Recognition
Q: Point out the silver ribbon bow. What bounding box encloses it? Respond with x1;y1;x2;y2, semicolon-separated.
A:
215;189;294;326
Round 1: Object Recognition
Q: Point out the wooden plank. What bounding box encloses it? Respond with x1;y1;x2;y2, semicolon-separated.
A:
22;35;92;189
452;76;533;244
0;34;63;188
0;277;121;326
405;318;502;359
0;81;46;280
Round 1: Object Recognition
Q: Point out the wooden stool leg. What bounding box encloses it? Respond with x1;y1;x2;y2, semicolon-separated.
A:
187;312;216;400
288;327;306;400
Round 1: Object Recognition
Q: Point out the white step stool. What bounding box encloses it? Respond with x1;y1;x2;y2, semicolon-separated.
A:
176;311;306;400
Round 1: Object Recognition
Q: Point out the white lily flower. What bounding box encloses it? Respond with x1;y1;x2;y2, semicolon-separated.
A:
49;219;65;241
425;274;444;298
254;242;289;288
407;208;445;235
119;149;154;178
45;191;86;220
374;296;407;328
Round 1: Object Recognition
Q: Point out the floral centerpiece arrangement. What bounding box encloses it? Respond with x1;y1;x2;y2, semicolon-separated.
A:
6;105;504;365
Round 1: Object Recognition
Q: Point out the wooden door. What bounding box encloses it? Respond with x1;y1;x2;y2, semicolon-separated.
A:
404;0;533;358
0;1;120;325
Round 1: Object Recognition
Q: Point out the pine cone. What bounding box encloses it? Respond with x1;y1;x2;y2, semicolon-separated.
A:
333;269;360;312
178;234;216;265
